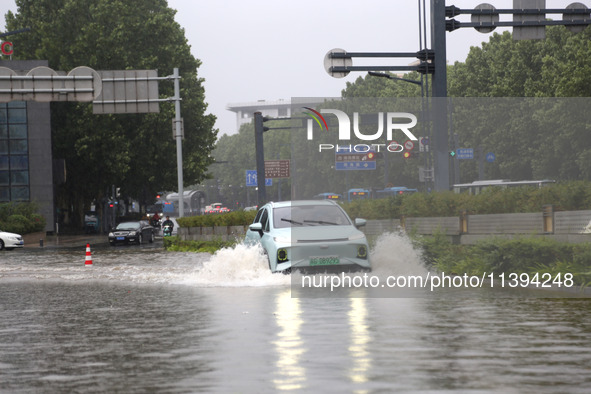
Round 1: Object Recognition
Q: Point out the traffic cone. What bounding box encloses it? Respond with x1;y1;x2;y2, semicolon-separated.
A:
85;243;93;266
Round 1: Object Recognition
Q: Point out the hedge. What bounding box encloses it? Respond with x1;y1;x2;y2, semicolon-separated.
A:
343;181;591;220
0;202;46;234
177;210;257;228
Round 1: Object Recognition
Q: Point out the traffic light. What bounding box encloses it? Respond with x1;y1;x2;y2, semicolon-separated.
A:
403;151;412;159
449;151;456;157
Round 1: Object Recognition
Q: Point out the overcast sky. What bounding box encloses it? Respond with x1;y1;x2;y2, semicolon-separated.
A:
0;0;583;136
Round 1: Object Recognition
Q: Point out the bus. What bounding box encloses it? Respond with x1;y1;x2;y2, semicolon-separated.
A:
347;188;371;202
452;179;556;195
313;193;343;201
164;190;207;216
376;186;418;198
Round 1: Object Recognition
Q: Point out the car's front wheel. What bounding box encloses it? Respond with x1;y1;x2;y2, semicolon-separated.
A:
0;239;4;250
137;234;143;245
149;231;154;243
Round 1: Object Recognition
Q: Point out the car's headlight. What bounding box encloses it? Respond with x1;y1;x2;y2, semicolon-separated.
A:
348;233;366;241
129;231;137;236
277;248;289;262
357;245;368;259
108;232;114;237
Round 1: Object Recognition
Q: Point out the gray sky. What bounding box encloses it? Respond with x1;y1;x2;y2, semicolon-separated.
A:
0;0;583;136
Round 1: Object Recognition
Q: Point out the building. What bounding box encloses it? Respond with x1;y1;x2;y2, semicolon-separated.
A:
226;98;330;133
0;60;54;232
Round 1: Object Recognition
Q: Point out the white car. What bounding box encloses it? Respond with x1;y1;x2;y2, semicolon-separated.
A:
245;200;371;273
0;229;24;250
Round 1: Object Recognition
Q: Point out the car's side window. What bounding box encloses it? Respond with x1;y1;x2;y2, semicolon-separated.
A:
254;208;264;223
260;209;269;232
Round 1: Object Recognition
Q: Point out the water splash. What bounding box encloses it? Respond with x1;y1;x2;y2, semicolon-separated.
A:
184;243;291;287
369;232;428;276
1;233;427;288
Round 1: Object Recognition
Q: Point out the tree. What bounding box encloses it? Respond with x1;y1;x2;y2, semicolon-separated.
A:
4;0;217;226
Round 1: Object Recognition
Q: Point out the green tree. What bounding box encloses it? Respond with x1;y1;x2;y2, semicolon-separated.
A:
4;0;217;226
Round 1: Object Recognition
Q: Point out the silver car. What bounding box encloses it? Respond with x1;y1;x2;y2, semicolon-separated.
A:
245;200;371;273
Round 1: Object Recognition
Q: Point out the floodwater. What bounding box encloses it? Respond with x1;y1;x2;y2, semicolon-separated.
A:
1;235;591;393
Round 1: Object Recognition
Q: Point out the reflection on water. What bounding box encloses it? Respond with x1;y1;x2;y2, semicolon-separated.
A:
1;239;591;392
348;297;371;391
273;289;306;391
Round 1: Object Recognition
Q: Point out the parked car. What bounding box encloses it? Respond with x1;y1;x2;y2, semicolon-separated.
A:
244;200;371;273
108;221;155;246
0;229;24;250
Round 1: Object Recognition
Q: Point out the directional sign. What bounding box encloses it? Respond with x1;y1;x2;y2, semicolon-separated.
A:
246;170;272;187
264;159;290;178
0;66;101;103
456;148;474;160
335;146;376;170
486;152;496;163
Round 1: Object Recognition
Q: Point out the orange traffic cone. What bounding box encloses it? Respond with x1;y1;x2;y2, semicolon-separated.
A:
85;243;93;266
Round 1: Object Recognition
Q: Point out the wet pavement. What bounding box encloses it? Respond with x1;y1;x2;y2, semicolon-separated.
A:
23;233;110;249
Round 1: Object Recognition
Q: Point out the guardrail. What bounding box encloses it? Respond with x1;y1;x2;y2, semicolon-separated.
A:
177;207;591;244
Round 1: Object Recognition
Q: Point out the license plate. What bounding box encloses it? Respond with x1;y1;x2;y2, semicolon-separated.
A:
310;256;340;266
116;237;125;241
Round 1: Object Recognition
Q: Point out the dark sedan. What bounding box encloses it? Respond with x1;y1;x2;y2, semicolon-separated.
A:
108;221;155;245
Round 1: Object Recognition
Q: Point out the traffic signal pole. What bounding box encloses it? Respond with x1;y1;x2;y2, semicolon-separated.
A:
254;112;267;205
430;0;451;191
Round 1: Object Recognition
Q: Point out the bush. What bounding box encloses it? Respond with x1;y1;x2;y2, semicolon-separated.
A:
341;181;591;220
415;235;591;287
177;210;257;228
163;235;237;253
0;203;46;234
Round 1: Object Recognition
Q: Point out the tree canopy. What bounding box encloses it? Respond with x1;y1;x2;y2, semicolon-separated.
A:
4;0;217;225
205;25;591;207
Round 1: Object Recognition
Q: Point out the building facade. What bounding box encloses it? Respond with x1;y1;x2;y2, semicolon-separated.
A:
0;60;54;232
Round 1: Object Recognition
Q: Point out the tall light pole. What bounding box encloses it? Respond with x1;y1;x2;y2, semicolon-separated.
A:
172;68;184;217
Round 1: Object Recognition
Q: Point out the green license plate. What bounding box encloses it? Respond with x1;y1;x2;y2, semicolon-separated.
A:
310;256;340;266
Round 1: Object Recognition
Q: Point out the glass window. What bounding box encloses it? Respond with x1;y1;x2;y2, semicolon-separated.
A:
8;108;27;123
0;171;8;185
9;140;27;155
0;102;29;202
0;187;9;202
11;171;29;185
10;156;28;170
7;101;26;108
274;205;351;228
254;208;264;223
11;186;29;201
260;209;269;232
9;124;27;139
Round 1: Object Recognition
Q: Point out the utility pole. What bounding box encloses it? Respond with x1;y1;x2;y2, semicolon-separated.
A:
430;0;450;191
172;68;184;218
254;112;267;205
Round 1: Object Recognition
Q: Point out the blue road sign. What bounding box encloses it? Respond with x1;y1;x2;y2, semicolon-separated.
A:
335;146;377;170
246;170;272;187
486;152;496;163
456;148;474;160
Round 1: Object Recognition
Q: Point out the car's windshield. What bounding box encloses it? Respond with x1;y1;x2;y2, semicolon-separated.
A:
273;205;351;229
116;222;140;230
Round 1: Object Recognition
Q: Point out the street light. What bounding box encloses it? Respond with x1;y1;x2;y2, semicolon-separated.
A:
368;71;423;86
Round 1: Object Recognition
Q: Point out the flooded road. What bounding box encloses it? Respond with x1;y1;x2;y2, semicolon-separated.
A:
1;235;591;393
